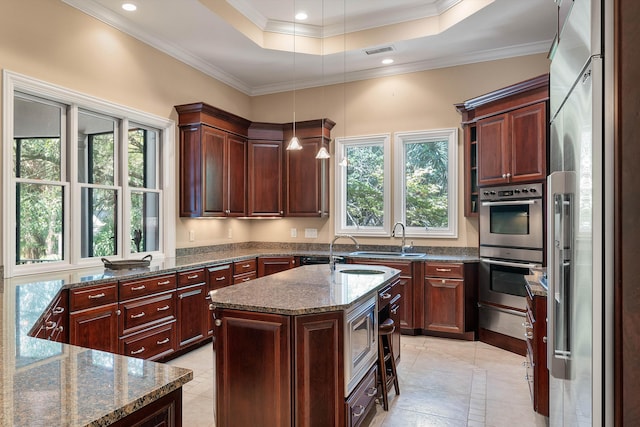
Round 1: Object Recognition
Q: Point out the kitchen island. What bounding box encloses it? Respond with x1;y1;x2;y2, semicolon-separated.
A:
208;263;401;427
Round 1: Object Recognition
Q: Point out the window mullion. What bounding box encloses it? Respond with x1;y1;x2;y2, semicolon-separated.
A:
66;104;77;265
120;118;130;257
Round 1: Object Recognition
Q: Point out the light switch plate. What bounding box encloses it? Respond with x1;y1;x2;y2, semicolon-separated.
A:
304;228;318;238
291;228;297;238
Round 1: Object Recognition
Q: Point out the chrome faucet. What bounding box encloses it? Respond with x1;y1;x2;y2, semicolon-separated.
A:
329;235;359;271
392;222;411;253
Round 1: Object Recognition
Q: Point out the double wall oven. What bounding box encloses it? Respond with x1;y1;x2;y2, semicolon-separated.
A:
478;182;544;341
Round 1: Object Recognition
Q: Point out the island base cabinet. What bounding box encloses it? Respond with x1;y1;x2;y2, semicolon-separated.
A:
214;309;292;427
109;387;183;427
213;308;349;427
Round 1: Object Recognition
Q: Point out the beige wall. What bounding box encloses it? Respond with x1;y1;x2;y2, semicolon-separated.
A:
0;0;550;259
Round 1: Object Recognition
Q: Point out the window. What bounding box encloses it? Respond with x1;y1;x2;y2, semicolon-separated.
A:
394;129;458;238
3;71;175;277
334;134;391;236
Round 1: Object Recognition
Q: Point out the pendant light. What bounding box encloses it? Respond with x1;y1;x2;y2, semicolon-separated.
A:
315;0;331;160
287;0;302;151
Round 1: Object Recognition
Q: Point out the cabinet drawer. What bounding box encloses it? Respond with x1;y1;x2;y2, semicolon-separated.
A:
120;321;176;361
70;282;118;311
425;263;464;278
120;274;177;300
345;364;377;427
207;264;233;289
234;258;257;275
378;279;399;310
178;268;205;287
120;292;176;336
233;272;257;284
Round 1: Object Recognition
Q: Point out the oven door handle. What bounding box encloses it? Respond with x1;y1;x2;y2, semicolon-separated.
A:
480;258;540;269
481;199;538;207
477;302;526;317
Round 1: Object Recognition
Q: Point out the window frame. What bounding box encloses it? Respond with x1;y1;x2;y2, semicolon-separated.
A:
334;133;392;236
393;128;458;238
2;70;175;277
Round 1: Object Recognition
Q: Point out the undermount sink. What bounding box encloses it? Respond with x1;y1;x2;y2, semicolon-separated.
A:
348;251;426;259
339;268;386;275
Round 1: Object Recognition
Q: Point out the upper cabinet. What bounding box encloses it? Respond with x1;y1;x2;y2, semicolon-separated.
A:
456;74;549;216
176;103;250;218
176;103;333;218
284;119;334;217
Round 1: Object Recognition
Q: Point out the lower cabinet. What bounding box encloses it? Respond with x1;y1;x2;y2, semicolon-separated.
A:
525;284;549;416
109;387;183;427
213;308;358;427
176;283;207;349
423;262;478;340
206;263;233;337
69;282;120;353
233;258;257;284
119;321;176;361
257;256;297;277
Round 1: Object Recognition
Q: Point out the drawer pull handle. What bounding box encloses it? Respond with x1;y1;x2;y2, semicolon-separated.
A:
88;293;105;299
353;405;366;417
366;387;377;397
436;268;452;272
525;331;533;340
187;274;199;279
380;292;392;300
131;312;146;319
45;321;57;330
131;285;146;291
157;305;171;312
52;307;65;315
522;321;532;328
131;347;145;355
158;280;171;285
242;264;251;268
157;338;170;345
57;326;64;333
215;276;226;281
391;307;399;315
242;277;251;282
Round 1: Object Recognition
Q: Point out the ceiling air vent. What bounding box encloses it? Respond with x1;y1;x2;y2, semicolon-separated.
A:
364;45;395;56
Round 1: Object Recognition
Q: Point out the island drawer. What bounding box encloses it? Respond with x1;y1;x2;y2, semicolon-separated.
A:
70;282;118;311
120;321;176;361
120;273;177;300
425;262;464;279
207;263;233;289
119;291;176;336
233;272;257;284
178;268;206;287
345;364;377;427
234;258;257;275
378;278;400;310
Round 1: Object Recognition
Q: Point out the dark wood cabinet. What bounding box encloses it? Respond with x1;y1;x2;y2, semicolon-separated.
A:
378;278;402;364
205;263;233;337
248;123;284;217
257;256;296;277
109;387;182;427
525;284;548;416
456;74;549;215
176;269;208;349
284;119;334;217
214;309;292;427
347;258;416;333
233;258;257;284
477;102;547;186
69;283;119;353
30;289;68;342
175;103;250;218
294;312;344;427
69;304;119;353
423;262;477;340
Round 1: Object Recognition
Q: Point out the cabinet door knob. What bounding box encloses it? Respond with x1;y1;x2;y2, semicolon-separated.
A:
506;173;511;178
502;173;507;179
215;319;222;326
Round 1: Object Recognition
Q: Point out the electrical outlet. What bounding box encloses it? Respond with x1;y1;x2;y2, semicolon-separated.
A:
227;228;233;239
304;228;318;238
189;230;195;242
291;228;297;238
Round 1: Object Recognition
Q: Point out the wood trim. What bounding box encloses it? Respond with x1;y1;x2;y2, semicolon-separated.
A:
478;328;526;356
456;74;549;113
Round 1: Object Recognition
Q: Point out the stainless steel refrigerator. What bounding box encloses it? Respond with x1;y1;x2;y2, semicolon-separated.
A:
547;0;612;425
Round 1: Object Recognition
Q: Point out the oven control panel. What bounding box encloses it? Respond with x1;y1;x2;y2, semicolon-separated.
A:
480;182;544;201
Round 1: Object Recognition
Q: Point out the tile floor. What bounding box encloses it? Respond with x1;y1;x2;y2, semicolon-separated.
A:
167;335;549;427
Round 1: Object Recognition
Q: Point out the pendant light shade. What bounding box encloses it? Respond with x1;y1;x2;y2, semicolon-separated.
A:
287;135;302;150
315;146;330;159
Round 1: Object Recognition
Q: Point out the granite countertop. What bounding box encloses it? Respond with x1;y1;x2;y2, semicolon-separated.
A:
208;264;401;315
525;272;548;297
0;246;475;425
0;282;192;427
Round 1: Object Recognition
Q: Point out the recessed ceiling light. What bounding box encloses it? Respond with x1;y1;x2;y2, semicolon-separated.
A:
382;58;394;65
295;12;308;20
122;3;137;11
